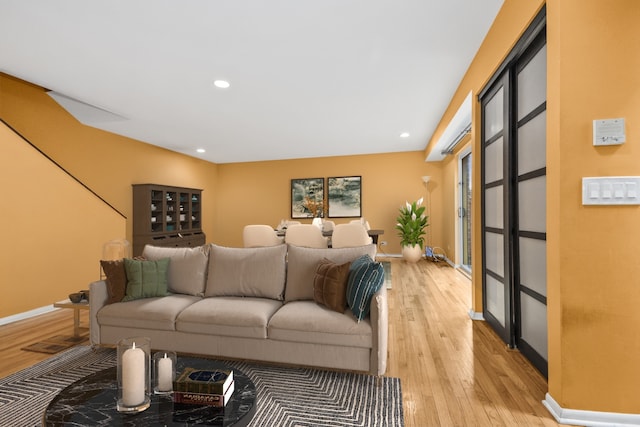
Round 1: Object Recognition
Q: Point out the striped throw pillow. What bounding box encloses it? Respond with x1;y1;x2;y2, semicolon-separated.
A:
346;255;384;321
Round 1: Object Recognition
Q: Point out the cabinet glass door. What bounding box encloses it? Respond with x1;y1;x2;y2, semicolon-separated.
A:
151;190;164;232
179;192;189;230
165;191;177;232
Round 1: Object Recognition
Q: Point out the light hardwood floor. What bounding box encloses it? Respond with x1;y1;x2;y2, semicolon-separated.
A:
385;258;560;427
0;258;561;426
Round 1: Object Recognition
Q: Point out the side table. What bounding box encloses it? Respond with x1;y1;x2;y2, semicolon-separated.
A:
53;299;89;337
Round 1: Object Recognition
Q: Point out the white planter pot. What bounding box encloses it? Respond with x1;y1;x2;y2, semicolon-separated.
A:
402;244;422;263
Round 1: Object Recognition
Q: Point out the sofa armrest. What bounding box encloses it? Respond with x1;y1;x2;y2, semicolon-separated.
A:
369;285;388;376
89;280;109;346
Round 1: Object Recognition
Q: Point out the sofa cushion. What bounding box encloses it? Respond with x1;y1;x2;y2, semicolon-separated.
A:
142;245;210;296
122;258;171;301
176;297;283;339
97;294;200;331
100;259;127;304
347;255;385;321
285;244;377;302
204;244;287;300
313;258;351;313
268;301;372;348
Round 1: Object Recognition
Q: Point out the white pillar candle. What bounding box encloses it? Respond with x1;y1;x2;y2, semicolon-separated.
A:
122;343;145;406
157;353;173;392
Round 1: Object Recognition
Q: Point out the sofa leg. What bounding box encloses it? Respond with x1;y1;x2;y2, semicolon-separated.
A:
376;375;383;387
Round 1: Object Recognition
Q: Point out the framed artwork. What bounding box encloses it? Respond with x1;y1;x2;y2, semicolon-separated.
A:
291;178;325;218
328;176;362;218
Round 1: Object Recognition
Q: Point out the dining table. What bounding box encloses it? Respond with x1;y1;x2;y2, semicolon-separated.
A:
276;228;384;244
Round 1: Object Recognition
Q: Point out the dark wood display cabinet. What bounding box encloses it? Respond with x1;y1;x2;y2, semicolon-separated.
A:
132;184;206;256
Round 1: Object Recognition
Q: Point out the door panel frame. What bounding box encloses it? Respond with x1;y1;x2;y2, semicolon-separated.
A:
481;77;514;347
458;146;472;273
513;30;548;378
480;7;547;374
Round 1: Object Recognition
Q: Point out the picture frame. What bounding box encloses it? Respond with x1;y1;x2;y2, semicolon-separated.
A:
328;176;362;218
291;178;325;219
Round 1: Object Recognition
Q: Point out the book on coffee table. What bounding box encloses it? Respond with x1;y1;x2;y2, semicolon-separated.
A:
173;380;235;407
173;367;234;406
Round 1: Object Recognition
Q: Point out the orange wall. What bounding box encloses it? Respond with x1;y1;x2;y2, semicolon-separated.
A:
0;121;125;317
426;0;640;415
439;147;459;262
547;0;640;413
214;152;443;254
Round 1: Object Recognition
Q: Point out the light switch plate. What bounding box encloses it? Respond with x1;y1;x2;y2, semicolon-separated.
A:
582;177;640;205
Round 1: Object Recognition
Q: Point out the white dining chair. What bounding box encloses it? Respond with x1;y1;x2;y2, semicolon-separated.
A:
349;218;371;230
331;223;373;248
284;224;328;248
322;220;335;232
243;225;285;248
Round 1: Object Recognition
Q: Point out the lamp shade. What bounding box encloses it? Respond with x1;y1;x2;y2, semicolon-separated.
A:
103;239;130;260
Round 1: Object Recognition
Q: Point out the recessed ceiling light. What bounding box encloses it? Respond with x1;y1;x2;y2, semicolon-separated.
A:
213;80;230;89
196;148;206;153
400;132;410;138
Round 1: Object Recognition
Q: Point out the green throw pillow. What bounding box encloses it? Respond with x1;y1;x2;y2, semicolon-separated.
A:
123;258;170;301
346;255;384;321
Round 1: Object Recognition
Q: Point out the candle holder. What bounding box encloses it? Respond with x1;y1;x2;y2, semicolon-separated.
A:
117;337;151;413
153;350;177;395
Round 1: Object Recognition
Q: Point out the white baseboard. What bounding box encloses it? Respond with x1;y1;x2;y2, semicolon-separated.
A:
375;253;402;259
543;393;640;426
456;267;472;280
0;304;57;326
468;309;485;321
375;253;456;267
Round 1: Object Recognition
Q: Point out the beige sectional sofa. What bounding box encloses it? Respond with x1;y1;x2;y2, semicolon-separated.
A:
90;243;388;376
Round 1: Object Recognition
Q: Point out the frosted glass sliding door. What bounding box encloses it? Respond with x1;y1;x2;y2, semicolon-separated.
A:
515;40;547;375
480;7;547;376
481;82;512;345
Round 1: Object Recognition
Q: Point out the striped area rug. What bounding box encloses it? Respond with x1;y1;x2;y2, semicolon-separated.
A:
0;346;403;427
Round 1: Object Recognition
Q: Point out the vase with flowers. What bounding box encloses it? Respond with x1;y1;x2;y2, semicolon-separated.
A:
303;196;326;218
396;198;429;263
303;196;327;228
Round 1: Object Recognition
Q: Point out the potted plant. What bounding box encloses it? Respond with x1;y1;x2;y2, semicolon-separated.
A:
395;198;429;263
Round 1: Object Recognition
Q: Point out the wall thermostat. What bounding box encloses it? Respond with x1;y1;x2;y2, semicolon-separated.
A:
593;118;625;146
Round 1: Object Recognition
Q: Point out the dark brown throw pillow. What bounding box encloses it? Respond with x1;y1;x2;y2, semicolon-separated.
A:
313;258;351;313
100;259;127;304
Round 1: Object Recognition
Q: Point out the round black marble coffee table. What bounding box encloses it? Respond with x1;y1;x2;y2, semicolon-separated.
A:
43;357;256;426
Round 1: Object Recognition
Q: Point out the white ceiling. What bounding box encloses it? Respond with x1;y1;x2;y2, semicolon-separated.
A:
0;0;503;164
